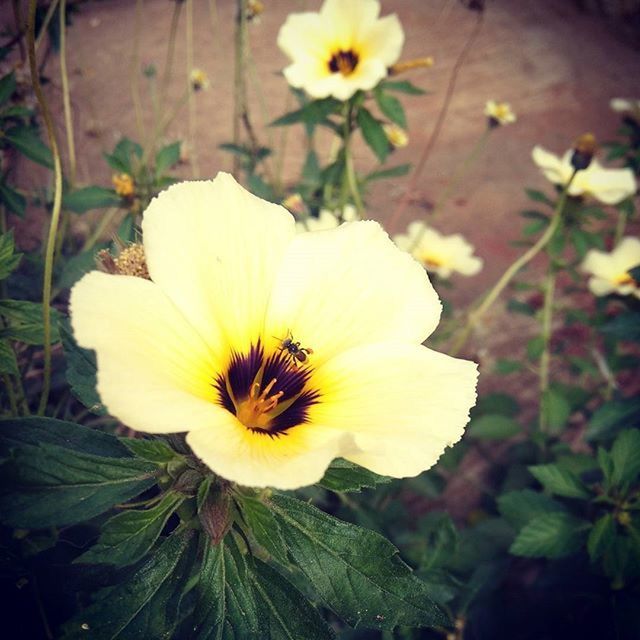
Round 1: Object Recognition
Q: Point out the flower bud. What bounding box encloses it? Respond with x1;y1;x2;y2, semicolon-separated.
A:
198;482;232;545
112;172;135;198
389;56;434;76
571;133;597;171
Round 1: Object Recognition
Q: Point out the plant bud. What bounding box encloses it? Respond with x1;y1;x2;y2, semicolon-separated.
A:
198;482;232;545
571;133;597;171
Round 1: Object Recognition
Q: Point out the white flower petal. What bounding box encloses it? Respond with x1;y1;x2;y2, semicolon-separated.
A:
70;272;226;433
142;174;295;354
588;277;616;297
320;0;381;48
265;221;441;365
308;342;478;477
579;166;636;205
531;145;570;185
615;237;640;268
359;13;404;66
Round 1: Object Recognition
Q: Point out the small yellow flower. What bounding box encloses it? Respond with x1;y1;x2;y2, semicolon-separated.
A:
70;173;477;489
393;222;483;279
296;205;359;233
532;146;637;205
282;193;307;216
581;237;640;299
189;68;210;91
246;0;265;21
383;123;409;148
277;0;404;101
484;100;516;127
112;173;135;198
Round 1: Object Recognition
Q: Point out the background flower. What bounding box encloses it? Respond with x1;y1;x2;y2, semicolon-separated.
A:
581;236;640;298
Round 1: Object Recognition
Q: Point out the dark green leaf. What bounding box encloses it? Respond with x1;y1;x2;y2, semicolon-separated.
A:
541;388;572;433
57;246;106;290
4;126;53;168
0;339;17;375
494;359;523;375
467;414;520;440
62;529;196;640
155;141;181;175
237;495;289;565
610;429;640;489
0;182;26;217
380;80;425;95
587;398;640;441
0;71;16;104
365;164;411;182
301;149;321;185
474;392;520;417
529;463;590;499
588;514;615;561
522;219;548;237
498;489;566;530
510;512;588;558
63;186;120;213
525;188;554;206
526;336;545;361
357;107;389;164
0;231;22;280
374;89;406;127
270;494;448;630
271;98;340;127
318;458;391;493
104;137;142;173
76;491;185;566
120;437;179;464
60;321;105;414
507;299;536;316
0;299;60;344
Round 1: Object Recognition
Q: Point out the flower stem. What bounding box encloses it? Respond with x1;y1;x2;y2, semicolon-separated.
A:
185;0;200;177
614;204;628;245
538;267;556;433
81;206;121;252
34;0;59;54
233;0;248;176
27;0;63;416
450;172;576;356
343;103;364;215
129;0;146;142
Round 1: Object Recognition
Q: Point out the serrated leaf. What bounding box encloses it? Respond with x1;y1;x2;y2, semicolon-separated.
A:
104;137;142;173
237;495;289;565
63;186;120;213
588;514;615;561
0;300;60;345
0;71;16;104
269;494;448;630
0;182;26;217
497;489;566;530
270;98;340;127
467;414;520;440
0;339;17;376
4;126;53;168
529;464;590;499
380;80;425;95
357;107;389;164
587;398;640;442
120;437;179;464
62;529;196;640
318;458;391;493
0;417;156;528
541;387;572;433
0;231;22;280
155;141;181;175
374;89;406;127
510;512;588;558
60;321;105;414
76;491;185;566
610;429;640;489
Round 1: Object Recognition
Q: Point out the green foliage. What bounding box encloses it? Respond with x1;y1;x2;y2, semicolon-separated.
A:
0;299;60;344
528;463;591;499
0;231;22;280
356;107;389;163
63;186;121;213
510;512;589;558
317;458;391;492
374;87;407;127
467;414;520;440
3;125;53;168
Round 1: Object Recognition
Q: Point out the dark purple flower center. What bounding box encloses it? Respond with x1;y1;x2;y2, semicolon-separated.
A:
214;341;320;437
328;49;359;76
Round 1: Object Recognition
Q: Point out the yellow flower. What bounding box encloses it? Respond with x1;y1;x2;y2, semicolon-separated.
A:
531;146;637;205
610;98;640;119
393;222;483;279
484;100;516;127
296;204;359;233
277;0;404;101
70;173;477;489
189;68;210;91
383;122;409;148
581;237;640;299
112;173;135;198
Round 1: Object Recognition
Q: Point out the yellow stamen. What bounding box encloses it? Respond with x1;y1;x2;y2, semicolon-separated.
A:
236;377;284;432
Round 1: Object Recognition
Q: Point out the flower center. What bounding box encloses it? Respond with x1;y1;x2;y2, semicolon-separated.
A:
328;49;359;76
214;341;319;436
419;253;443;269
614;271;637;287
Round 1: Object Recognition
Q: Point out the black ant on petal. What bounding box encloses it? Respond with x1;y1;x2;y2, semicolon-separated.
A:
277;331;314;366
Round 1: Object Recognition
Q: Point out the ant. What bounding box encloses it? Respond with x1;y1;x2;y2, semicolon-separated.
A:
277;331;314;366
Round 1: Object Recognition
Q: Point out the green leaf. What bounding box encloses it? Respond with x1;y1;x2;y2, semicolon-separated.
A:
318;458;391;493
522;219;548;237
374;89;407;127
0;231;22;280
540;387;572;433
494;359;523;375
76;491;185;566
104;137;142;173
0;71;16;104
364;163;411;182
474;392;519;417
498;489;566;530
62;529;197;640
526;335;545;361
610;429;640;489
155;141;181;175
510;512;588;558
529;463;591;499
588;514;615;561
237;495;289;565
269;494;448;630
587;398;640;441
467;414;520;440
0;300;60;344
524;188;554;207
507;299;536;315
57;246;106;290
253;560;335;640
357;107;389;164
4;126;53;168
271;98;340;127
120;437;179;464
190;535;264;639
60;321;105;414
0;418;157;528
380;80;425;95
62;186;120;213
0;339;17;375
0;182;26;217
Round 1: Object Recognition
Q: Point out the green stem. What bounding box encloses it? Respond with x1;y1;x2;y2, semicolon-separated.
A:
27;0;63;416
2;374;18;415
81;207;120;252
538;268;556;433
343;103;364;215
130;0;146;142
232;0;248;176
185;0;199;177
614;206;627;245
450;171;577;356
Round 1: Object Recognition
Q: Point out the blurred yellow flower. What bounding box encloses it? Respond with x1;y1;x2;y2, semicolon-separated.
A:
532;146;637;205
277;0;404;101
112;173;135;198
70;173;477;489
484;100;516;127
189;68;210;91
383;122;409;148
581;237;640;299
610;98;640;118
295;204;359;233
393;222;483;278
